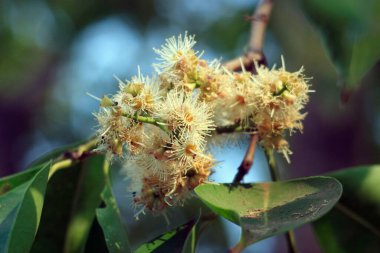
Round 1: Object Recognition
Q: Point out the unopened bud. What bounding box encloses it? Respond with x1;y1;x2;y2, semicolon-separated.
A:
274;80;284;93
125;83;144;97
110;138;123;155
272;135;289;150
282;90;296;105
272;80;288;96
100;96;113;107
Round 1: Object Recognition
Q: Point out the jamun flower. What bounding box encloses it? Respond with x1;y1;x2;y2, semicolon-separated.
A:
153;32;200;74
114;67;161;114
92;33;312;216
251;57;312;160
155;90;215;143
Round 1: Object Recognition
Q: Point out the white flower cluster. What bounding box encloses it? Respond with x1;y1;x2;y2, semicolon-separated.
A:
93;32;312;215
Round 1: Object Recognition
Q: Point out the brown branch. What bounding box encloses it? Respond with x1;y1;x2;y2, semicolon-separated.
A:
227;0;273;187
285;230;299;253
226;3;296;253
61;137;99;161
231;134;259;185
223;0;273;72
229;241;246;253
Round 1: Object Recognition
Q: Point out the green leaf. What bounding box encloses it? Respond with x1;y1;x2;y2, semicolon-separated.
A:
302;0;380;93
313;165;380;253
0;138;95;197
135;217;200;253
194;177;342;248
31;155;105;253
96;184;131;253
0;166;40;196
181;215;201;253
64;155;106;253
0;161;51;253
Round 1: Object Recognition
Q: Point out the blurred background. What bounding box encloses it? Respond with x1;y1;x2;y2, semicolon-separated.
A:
1;0;379;252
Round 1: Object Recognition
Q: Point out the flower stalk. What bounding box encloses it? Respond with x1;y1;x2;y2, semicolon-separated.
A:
121;112;168;133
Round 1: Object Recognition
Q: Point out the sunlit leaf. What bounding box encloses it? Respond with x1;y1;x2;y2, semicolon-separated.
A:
0;161;50;253
195;177;342;249
313;165;380;253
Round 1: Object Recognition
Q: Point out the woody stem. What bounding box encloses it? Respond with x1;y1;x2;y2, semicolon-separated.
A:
232;134;259;185
223;0;273;72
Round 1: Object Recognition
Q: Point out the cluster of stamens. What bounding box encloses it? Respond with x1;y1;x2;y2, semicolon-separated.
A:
92;32;312;216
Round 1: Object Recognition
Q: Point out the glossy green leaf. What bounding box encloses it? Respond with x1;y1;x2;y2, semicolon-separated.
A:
0;161;51;253
64;155;106;253
302;0;380;93
31;155;105;253
313;165;380;253
96;183;131;253
195;177;342;248
135;217;200;253
0;166;40;196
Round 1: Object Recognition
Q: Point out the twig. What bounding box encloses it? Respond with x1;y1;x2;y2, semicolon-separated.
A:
227;0;273;186
49;137;99;180
48;159;73;180
224;0;273;72
232;134;258;185
264;148;299;253
285;230;299;253
229;241;245;253
62;138;99;160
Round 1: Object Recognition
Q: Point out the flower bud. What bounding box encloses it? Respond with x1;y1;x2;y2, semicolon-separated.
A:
125;83;144;97
109;138;123;155
100;95;113;107
281;90;297;105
